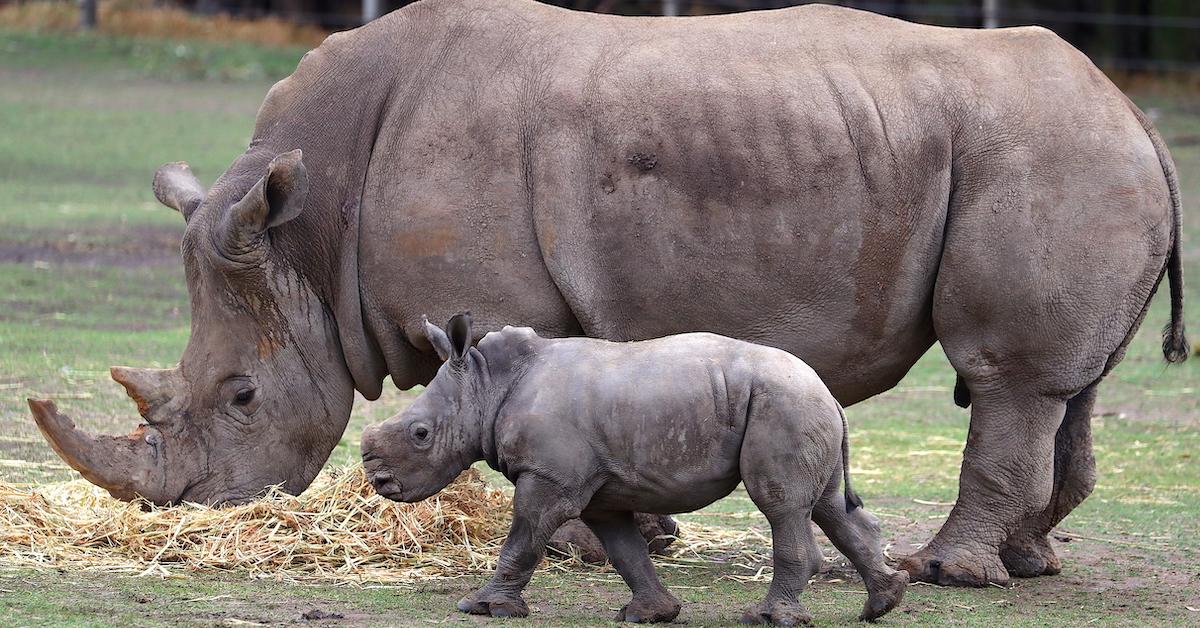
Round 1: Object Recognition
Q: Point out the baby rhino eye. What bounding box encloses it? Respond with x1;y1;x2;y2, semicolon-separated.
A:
234;389;255;406
414;426;429;441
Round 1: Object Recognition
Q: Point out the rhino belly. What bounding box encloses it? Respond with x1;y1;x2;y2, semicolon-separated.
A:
587;469;742;515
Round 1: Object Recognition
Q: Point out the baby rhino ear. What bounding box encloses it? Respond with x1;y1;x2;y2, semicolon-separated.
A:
446;312;472;361
423;315;452;362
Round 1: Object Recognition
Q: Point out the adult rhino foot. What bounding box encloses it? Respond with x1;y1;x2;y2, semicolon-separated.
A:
615;593;682;623
739;600;812;626
456;591;529;618
638;512;679;556
999;533;1061;578
860;569;908;621
899;545;1009;587
549;514;678;564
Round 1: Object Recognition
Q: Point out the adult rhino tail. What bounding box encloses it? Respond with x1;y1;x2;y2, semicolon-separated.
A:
837;402;864;513
1130;102;1189;363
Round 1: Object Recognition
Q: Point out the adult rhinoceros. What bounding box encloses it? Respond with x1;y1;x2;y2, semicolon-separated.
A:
29;0;1187;587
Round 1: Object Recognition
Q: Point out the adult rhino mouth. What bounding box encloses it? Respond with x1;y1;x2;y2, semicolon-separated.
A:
28;398;177;504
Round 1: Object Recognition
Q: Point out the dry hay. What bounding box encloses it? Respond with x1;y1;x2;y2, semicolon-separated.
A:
0;466;771;585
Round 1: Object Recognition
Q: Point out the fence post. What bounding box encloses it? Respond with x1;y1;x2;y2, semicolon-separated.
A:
80;0;97;30
363;0;380;24
982;0;1000;28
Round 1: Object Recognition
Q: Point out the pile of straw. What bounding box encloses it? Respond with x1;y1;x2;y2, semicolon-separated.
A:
0;467;770;585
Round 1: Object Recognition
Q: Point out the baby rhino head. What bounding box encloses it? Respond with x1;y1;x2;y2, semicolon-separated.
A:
361;313;477;503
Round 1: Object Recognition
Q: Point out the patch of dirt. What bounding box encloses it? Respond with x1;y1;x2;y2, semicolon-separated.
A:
0;224;183;268
868;498;1200;620
1092;401;1200;427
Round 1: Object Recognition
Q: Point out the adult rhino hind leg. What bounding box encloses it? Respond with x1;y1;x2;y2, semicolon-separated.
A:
899;386;1066;587
999;385;1098;578
901;73;1180;585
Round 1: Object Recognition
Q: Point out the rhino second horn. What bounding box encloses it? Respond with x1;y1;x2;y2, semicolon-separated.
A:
110;366;179;421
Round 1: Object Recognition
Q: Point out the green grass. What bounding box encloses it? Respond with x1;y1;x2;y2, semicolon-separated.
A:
1;29;309;81
0;28;1197;626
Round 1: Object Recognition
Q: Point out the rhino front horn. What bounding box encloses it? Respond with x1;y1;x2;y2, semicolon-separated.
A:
28;398;175;504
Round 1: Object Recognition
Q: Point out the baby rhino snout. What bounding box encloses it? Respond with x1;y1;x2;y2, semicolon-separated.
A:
368;469;401;496
361;424;403;501
364;462;404;502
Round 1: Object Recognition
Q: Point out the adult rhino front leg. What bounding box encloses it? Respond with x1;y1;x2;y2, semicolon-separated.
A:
548;513;678;564
899;386;1066;586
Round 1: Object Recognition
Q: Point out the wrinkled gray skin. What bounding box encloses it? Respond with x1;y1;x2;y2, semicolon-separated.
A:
31;0;1187;585
362;315;909;624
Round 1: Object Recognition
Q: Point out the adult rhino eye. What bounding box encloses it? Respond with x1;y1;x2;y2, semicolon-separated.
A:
414;426;429;441
234;388;256;406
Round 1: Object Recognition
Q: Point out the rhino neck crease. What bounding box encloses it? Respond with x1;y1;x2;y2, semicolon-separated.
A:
241;12;433;400
467;333;546;476
458;350;502;474
331;194;389;400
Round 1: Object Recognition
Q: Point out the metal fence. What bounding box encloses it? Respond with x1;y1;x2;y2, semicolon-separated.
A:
63;0;1200;73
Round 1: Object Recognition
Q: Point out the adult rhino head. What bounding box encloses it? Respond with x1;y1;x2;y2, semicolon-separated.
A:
30;149;358;505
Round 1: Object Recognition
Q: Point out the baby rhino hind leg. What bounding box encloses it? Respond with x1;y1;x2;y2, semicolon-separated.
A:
812;482;908;621
740;480;822;626
738;394;832;625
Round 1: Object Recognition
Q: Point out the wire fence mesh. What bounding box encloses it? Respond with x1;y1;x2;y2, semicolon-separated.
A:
3;0;1198;72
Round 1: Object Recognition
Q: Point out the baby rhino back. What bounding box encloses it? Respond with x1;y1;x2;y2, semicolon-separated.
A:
501;333;840;514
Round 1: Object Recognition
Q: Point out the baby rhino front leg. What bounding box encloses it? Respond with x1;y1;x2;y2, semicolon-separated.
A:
458;475;582;618
582;511;682;623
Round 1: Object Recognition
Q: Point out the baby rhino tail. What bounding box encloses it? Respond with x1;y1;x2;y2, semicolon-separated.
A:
837;402;864;513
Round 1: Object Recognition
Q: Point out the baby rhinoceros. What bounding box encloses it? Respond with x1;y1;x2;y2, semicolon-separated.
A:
361;313;908;625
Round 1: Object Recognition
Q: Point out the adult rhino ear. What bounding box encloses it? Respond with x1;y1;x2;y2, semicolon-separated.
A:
423;315;453;362
153;162;205;221
447;312;472;362
220;149;307;257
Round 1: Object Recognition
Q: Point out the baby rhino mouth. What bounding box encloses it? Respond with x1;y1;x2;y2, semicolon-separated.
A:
363;459;404;502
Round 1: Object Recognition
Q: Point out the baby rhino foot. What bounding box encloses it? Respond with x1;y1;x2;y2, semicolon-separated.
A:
860;569;908;621
740;600;813;626
615;593;682;623
456;590;529;618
